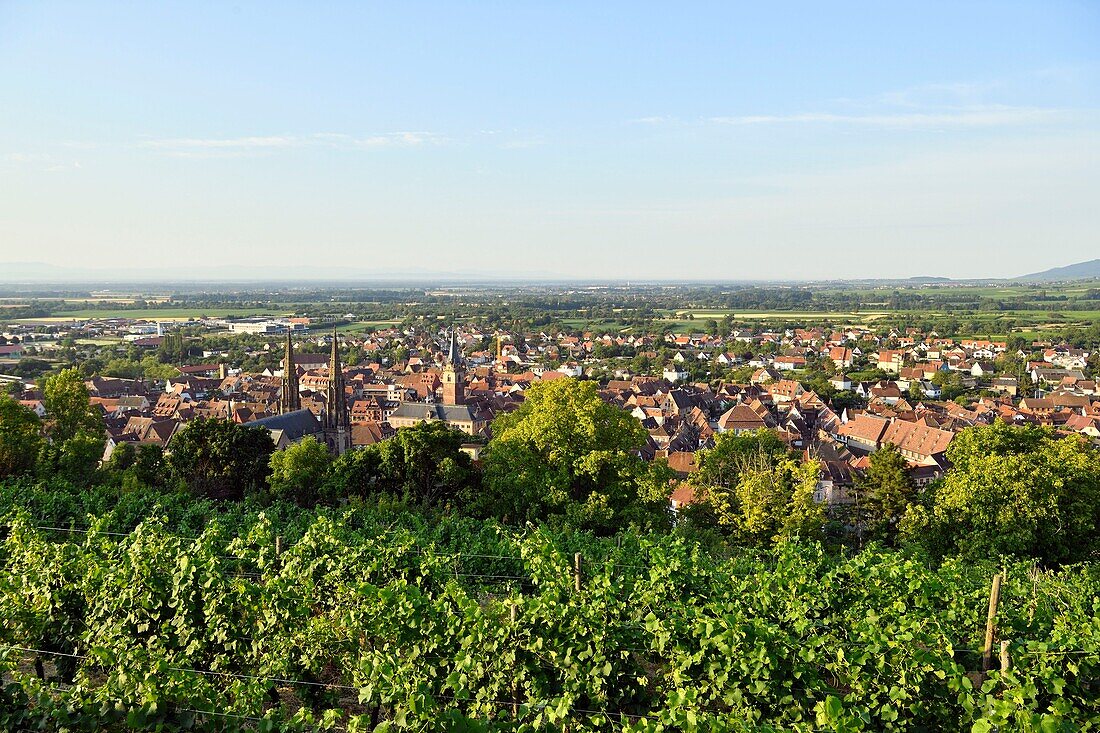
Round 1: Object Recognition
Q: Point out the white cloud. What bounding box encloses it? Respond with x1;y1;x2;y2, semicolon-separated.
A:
138;132;443;155
140;135;298;149
349;131;441;148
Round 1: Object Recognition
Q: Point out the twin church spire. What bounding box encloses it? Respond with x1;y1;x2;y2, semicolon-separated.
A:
279;325;350;454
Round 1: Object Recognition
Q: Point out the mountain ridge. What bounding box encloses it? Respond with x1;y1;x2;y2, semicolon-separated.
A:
1015;259;1100;282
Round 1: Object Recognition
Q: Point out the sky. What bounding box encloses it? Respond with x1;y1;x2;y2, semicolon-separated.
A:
0;1;1098;281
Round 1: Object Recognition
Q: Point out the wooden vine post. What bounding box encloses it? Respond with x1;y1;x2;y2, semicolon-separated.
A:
982;573;1002;673
510;603;519;718
574;553;583;593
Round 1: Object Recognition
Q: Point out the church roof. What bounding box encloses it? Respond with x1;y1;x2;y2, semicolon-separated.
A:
251;409;322;441
390;402;478;424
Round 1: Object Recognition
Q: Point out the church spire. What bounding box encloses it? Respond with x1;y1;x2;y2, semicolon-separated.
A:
442;325;465;406
280;330;300;414
323;324;350;454
446;326;463;367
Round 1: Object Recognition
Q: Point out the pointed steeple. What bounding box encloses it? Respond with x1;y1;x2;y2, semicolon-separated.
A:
442;325;465;406
323;324;350;454
447;327;463;367
280;330;300;414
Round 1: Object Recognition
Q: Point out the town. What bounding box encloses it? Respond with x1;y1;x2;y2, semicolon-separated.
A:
3;300;1097;517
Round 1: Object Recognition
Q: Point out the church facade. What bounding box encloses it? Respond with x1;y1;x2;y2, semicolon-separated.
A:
276;326;351;455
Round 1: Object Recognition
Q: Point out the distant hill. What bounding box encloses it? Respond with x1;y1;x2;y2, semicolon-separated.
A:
905;276;952;283
1017;259;1100;282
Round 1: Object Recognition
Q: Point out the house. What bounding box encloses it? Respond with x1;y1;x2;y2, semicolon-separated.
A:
665;451;699;478
773;355;807;372
880;420;954;465
17;399;46;418
811;442;855;505
716;404;772;434
876;350;905;374
1019;397;1056;418
829;374;852;391
750;367;781;385
991;377;1018;397
350;421;396;447
826;347;854;369
769;379;805;404
115;395;151;413
916;381;941;399
1032;367;1085;385
121;416;181;447
0;344;25;359
970;362;995;378
837;414;889;452
868;381;903;405
670;483;697;512
1063;414;1100;439
662;366;689;383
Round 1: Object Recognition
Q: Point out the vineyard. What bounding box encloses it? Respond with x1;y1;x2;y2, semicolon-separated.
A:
0;486;1097;731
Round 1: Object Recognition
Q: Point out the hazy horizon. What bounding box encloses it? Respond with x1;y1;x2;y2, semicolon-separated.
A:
2;2;1098;280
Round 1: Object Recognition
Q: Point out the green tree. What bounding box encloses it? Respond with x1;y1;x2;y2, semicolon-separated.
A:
692;430;787;491
858;443;916;545
140;355;179;381
903;422;1100;563
133;444;166;487
37;369;105;483
267;436;333;507
370;421;476;506
703;445;824;546
476;378;671;532
907;381;924;401
167;418;274;500
53;431;105;485
41;368;101;444
102;358;142;379
0;396;44;479
105;441;136;472
326;447;383;499
10;358;51;378
930;370;966;401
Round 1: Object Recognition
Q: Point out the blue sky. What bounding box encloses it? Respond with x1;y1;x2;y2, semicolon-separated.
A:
1;2;1097;280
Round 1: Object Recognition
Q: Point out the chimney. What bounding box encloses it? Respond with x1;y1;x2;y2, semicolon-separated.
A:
219;363;227;379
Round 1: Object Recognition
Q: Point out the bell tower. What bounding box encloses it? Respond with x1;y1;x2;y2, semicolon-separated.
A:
442;327;465;406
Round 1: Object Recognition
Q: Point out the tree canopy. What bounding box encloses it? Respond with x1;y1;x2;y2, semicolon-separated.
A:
0;396;43;479
41;368;101;444
693;432;823;547
476;378;671;533
167;418;274;500
858;442;916;545
904;422;1100;563
268;436;333;507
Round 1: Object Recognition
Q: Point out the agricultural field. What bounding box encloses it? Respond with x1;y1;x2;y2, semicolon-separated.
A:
332;319;403;333
12;307;283;322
